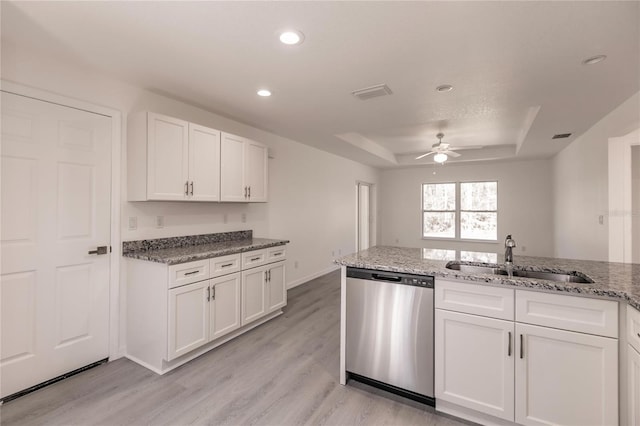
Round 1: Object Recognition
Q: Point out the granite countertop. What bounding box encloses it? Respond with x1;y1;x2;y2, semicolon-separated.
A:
335;246;640;311
123;231;288;265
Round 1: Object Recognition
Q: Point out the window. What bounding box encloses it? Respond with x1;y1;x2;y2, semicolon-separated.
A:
422;181;497;241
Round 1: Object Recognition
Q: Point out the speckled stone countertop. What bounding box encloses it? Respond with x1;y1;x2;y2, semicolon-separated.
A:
123;231;288;265
335;246;640;311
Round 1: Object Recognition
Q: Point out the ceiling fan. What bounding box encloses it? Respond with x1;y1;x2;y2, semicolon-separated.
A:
415;132;461;163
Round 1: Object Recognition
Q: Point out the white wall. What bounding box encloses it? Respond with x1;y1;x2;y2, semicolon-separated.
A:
379;159;554;257
552;92;640;261
633;146;640;263
1;39;379;354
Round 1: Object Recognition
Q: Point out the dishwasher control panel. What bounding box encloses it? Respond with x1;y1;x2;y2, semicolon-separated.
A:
346;267;434;288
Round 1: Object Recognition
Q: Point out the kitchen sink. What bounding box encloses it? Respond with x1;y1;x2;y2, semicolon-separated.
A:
445;262;594;284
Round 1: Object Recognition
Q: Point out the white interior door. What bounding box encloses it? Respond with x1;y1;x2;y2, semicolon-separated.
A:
357;182;371;251
1;91;111;399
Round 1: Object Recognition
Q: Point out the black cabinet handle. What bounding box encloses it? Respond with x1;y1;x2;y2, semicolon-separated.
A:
520;334;524;359
185;270;199;276
508;332;512;357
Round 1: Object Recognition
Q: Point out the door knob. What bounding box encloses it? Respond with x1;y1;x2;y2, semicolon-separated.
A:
88;246;109;255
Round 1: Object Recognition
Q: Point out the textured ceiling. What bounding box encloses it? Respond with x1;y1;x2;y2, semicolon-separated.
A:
2;1;638;167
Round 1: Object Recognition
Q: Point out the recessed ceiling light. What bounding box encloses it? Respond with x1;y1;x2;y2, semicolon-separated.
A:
582;55;607;65
279;30;304;45
436;84;454;93
257;89;272;97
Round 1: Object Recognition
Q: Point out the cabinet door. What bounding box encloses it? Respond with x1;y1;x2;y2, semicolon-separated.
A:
266;262;286;313
515;323;618;426
220;133;246;202
147;112;189;200
188;123;220;201
629;345;640;426
435;310;515;421
242;266;267;325
168;281;210;360
210;273;241;341
245;139;268;202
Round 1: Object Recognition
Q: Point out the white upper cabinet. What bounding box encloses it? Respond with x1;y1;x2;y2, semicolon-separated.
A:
220;132;246;202
129;113;268;202
146;113;190;201
220;132;268;202
188;123;220;201
128;112;221;202
245;139;268;202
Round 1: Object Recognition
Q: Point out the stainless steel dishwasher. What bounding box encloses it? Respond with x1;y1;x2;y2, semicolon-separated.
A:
346;267;434;405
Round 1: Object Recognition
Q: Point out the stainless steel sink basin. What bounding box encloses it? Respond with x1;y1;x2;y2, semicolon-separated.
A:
446;263;594;284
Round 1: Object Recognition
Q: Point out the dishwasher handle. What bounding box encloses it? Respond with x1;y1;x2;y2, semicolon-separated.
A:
371;273;403;282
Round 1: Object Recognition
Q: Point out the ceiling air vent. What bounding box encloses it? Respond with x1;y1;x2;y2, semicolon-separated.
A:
552;133;572;139
351;84;392;101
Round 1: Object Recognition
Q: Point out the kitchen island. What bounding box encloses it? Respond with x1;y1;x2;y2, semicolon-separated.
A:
335;245;640;308
336;246;640;426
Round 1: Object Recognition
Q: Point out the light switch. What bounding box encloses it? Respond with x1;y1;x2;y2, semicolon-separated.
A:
156;216;164;228
598;215;604;225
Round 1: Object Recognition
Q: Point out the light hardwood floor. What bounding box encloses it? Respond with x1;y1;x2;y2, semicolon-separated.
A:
0;270;468;426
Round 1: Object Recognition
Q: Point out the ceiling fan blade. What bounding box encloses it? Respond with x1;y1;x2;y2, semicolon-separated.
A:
445;151;461;158
449;145;484;151
415;151;436;160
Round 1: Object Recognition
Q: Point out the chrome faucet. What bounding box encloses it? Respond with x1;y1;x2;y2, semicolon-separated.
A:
504;235;517;273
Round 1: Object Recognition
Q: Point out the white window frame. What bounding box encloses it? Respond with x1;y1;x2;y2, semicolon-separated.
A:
421;180;498;243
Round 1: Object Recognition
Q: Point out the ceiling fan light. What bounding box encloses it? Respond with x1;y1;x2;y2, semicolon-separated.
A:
434;153;448;163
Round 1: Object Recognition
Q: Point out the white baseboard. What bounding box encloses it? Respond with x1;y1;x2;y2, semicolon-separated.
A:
287;265;340;289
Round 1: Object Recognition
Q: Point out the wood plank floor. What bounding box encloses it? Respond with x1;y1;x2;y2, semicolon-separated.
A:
0;270;468;426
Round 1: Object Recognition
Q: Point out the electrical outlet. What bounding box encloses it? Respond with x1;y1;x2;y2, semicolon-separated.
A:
521;246;527;252
241;213;247;223
294;261;299;269
223;213;228;224
332;250;335;257
338;249;342;255
395;238;399;244
155;216;164;228
128;216;137;230
598;215;604;225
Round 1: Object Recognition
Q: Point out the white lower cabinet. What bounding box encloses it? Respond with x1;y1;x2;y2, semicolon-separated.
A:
242;266;267;324
242;261;286;325
126;246;286;374
629;344;640;426
435;309;515;421
210;273;242;340
266;262;286;312
435;279;619;426
167;272;241;361
168;281;210;360
515;323;618;426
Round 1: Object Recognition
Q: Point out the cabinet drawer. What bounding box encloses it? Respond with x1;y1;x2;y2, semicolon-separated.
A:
516;290;618;338
266;246;286;263
210;253;241;278
435;279;514;320
242;249;267;269
168;260;209;289
628;305;640;353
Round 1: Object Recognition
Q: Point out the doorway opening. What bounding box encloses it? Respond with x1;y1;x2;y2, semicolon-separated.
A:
356;182;373;252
